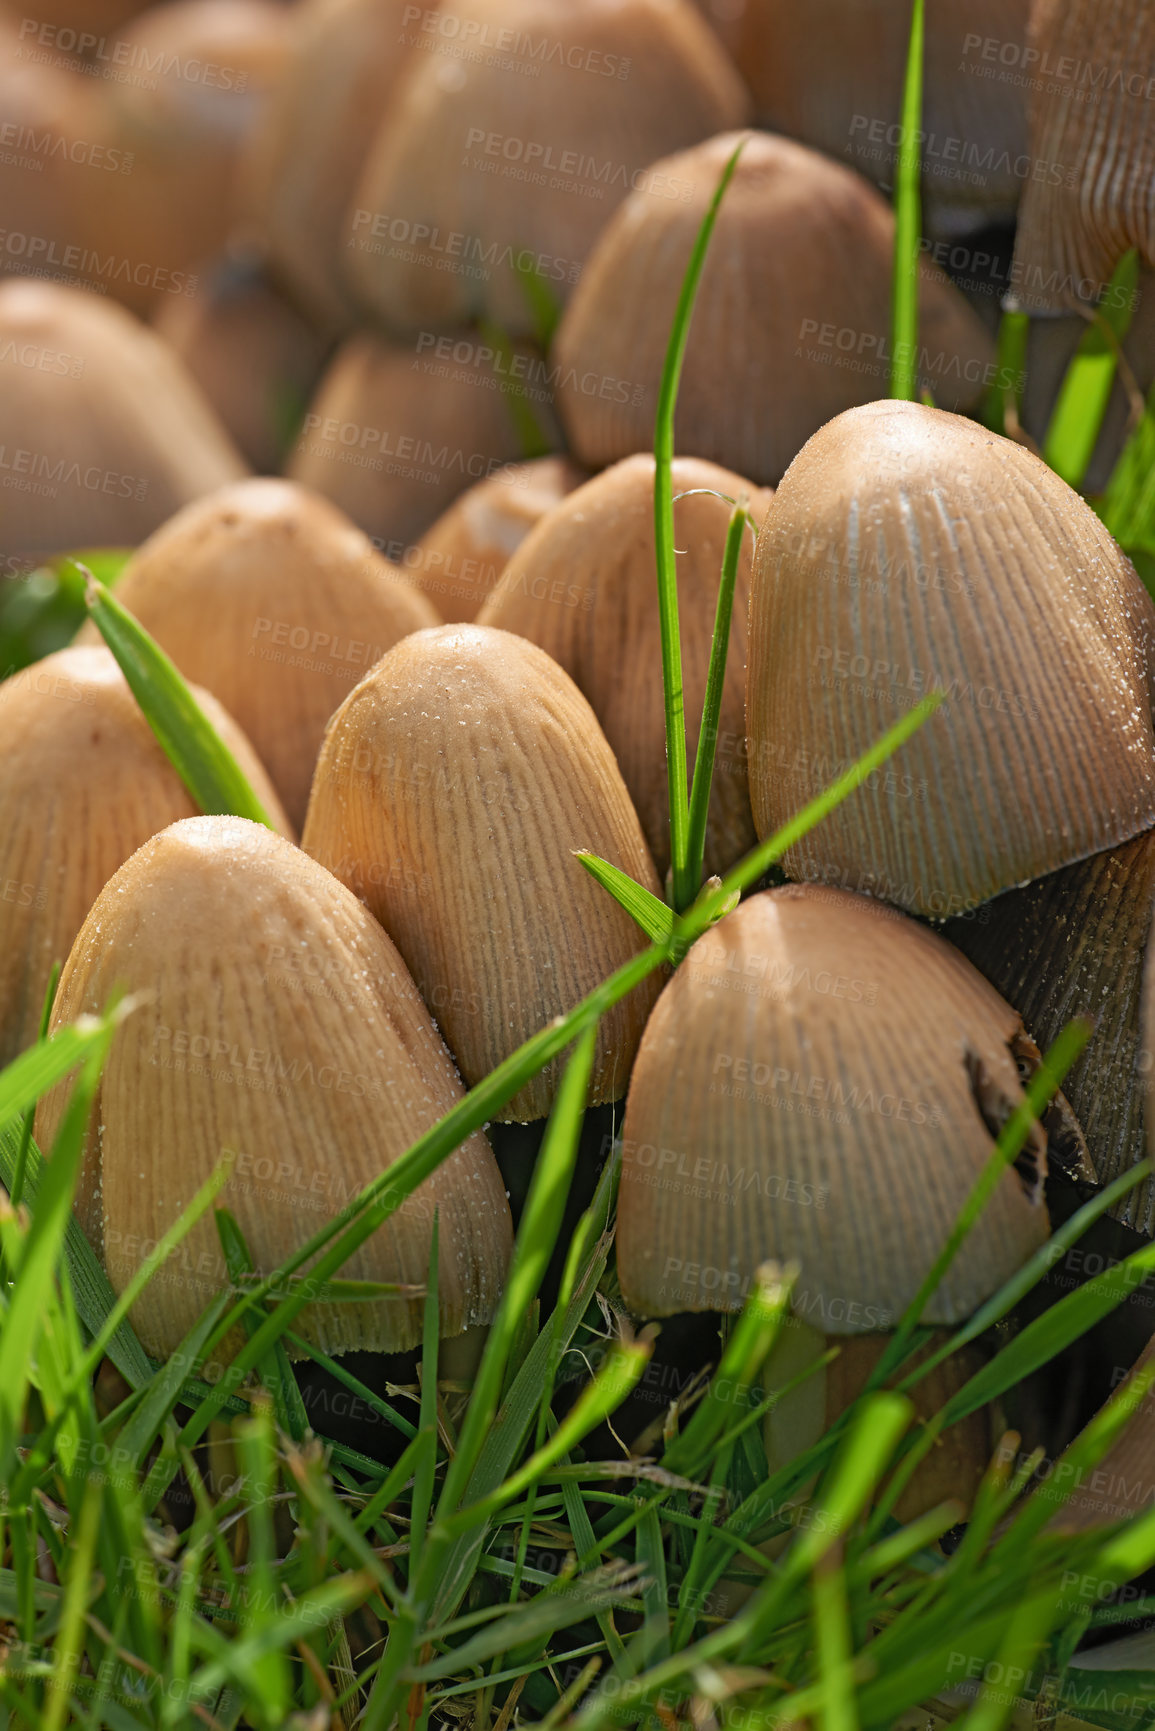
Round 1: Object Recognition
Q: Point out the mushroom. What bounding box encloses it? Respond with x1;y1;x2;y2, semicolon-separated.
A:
1011;0;1155;313
946;830;1155;1238
34;816;513;1360
694;0;1031;233
552;131;995;486
616;884;1064;1513
63;0;292;316
746;399;1155;917
301;624;663;1122
0;279;246;566
1038;1337;1155;1531
243;0;417;332
0;645;289;1069
478;453;772;879
152;255;328;474
341;0;748;337
285;328;554;553
410;455;586;622
83;478;438;831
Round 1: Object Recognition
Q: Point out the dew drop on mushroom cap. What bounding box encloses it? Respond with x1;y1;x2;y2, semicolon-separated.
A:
0;646;289;1070
340;0;749;337
84;478;438;832
479;453;772;879
302;624;663;1122
34;816;513;1362
747;399;1155;916
552;130;994;487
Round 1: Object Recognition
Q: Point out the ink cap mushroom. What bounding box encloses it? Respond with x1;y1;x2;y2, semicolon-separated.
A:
82;479;438;831
0;645;289;1069
34;817;513;1361
747;399;1155;917
302;624;663;1122
479;453;772;879
616;884;1074;1512
552;130;994;486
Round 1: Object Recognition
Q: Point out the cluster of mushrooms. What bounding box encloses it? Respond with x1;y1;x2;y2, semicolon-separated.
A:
5;0;1155;1538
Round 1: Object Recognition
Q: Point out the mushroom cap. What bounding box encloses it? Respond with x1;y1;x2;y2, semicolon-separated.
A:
1011;0;1155;312
152;259;328;474
552;131;995;485
948;830;1155;1237
412;455;587;621
747;399;1155;916
479;452;771;878
34;815;513;1360
0;644;289;1067
699;0;1030;225
63;0;292;315
341;0;748;335
83;478;436;831
244;0;417;331
616;884;1052;1329
0;279;247;564
285;329;552;552
1044;1336;1155;1531
301;623;663;1121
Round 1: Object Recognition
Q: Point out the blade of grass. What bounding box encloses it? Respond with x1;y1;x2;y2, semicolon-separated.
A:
982;307;1030;436
9;961;60;1209
890;0;925;400
408;1214;440;1580
82;572;276;828
1042;249;1140;487
684;502;750;894
573;854;673;942
655;135;747;912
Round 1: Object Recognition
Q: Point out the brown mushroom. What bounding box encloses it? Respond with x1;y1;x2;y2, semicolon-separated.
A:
243;0;417;331
302;623;663;1121
747;399;1155;916
63;0;292;316
695;0;1031;232
617;884;1063;1513
479;453;771;879
341;0;748;336
0;279;247;566
1011;0;1155;313
946;831;1155;1238
83;478;437;830
553;131;995;486
410;454;586;622
286;328;556;553
152;256;328;474
34;816;513;1360
0;645;290;1068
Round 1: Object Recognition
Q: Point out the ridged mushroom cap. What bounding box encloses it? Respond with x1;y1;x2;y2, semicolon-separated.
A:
698;0;1030;226
1011;0;1155;312
63;0;291;314
412;455;587;621
0;279;247;564
479;453;771;878
948;829;1155;1237
244;0;417;331
153;261;328;475
286;330;552;552
553;131;996;485
302;624;663;1121
34;816;513;1360
0;645;289;1068
616;884;1053;1328
84;479;437;831
341;0;749;335
747;400;1155;916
